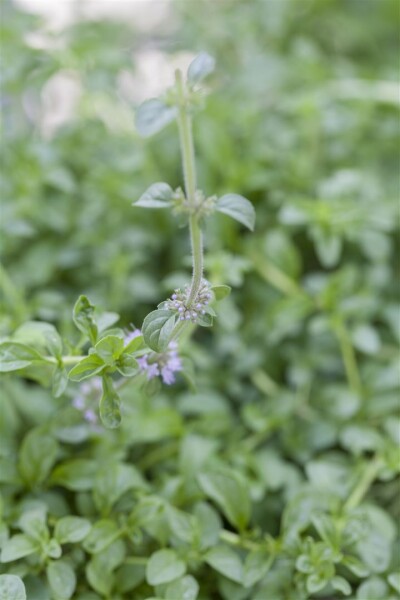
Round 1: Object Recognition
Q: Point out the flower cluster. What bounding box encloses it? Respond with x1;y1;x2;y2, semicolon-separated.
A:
166;278;212;322
72;378;101;425
137;340;182;384
124;327;182;385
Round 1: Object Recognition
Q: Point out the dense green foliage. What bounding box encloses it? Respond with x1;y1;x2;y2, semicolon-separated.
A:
0;1;399;599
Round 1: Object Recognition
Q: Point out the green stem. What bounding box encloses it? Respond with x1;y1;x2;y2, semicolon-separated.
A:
343;455;382;512
334;316;363;398
175;69;203;307
219;529;260;551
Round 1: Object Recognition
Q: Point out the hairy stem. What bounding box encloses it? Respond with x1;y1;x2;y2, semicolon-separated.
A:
175;69;203;307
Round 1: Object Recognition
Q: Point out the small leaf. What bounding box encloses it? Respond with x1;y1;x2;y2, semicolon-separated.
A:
165;575;199;600
197;468;250;530
52;365;68;397
197;313;213;327
50;459;97;491
73;295;98;344
83;520;120;554
44;538;62;559
0;534;40;562
68;354;105;382
332;576;352;596
187;52;216;84
388;573;400;594
116;353;139;377
135;99;177;137
205;545;243;583
243;549;272;588
46;560;76;600
18;428;58;486
211;285;231;301
100;375;121;429
146;549;186;585
95;335;124;365
55;517;91;544
0;575;26;600
0;341;44;372
13;321;62;357
216;194;256;231
134;182;174;208
142;310;176;352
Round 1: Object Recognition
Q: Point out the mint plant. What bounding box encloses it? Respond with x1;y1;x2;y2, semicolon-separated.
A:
1;5;399;597
0;53;255;430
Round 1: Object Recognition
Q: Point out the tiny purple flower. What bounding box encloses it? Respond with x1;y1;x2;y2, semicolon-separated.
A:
124;328;142;344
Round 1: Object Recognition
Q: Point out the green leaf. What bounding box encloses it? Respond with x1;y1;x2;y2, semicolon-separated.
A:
352;324;381;354
18;509;48;542
187;52;216;84
124;334;144;354
306;573;328;594
332;576;352;596
0;341;44;372
204;545;243;584
100;375;121;429
243;549;272;588
135;99;177;137
134;182;174;208
211;285;231;301
0;534;40;562
93;463;148;513
73;295;98;344
216;194;255;231
142;309;176;352
43;538;62;559
68;354;105;382
165;575;199;600
13;321;62;357
46;560;76;600
95;335;124;365
83;520;120;554
388;573;400;594
356;576;388;599
52;364;68;397
0;575;26;600
196;312;213;327
116;353;139;377
146;549;186;586
166;505;197;545
197;469;250;530
50;459;97;491
18;428;58;486
55;517;91;544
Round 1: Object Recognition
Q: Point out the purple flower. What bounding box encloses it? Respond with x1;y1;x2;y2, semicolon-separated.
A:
135;336;182;386
137;355;160;380
84;409;97;424
124;327;142;344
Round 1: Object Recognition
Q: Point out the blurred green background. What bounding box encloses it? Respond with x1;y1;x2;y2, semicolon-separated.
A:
0;1;399;597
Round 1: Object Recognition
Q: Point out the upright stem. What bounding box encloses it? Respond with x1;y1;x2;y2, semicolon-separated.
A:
343;455;382;512
334;316;363;398
175;69;203;307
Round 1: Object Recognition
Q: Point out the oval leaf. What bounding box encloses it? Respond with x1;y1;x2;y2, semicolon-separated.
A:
0;575;26;600
135;99;177;138
68;354;105;382
46;560;76;600
0;341;44;372
134;182;174;208
216;194;255;231
100;375;121;429
188;52;216;84
142;310;176;352
146;549;186;586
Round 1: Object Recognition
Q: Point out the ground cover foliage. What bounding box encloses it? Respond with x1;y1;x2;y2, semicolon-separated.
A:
0;1;399;599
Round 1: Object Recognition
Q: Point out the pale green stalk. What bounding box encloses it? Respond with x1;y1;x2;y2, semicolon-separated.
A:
175;69;203;307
